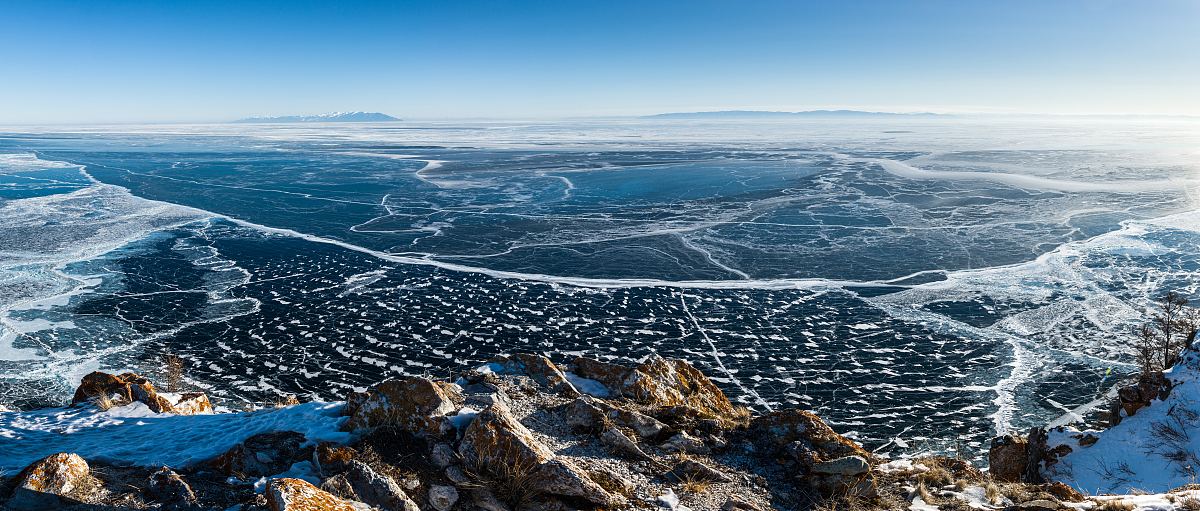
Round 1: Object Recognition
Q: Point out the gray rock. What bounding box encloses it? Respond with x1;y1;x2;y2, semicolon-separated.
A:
600;427;653;461
459;402;619;507
561;395;665;439
462;382;513;409
147;466;198;508
660;431;711;454
7;453;94;511
810;455;870;476
445;465;471;485
721;499;764;511
344;460;421;511
429;485;460;511
431;443;458;468
320;473;356;499
1019;500;1062;511
214;431;311;477
467;488;512;511
666;459;733;483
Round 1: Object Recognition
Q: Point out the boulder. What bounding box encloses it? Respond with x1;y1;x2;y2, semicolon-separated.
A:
342;460;420;511
430;443;458;468
213;431;312;477
721;499;764;511
1041;482;1085;502
562;396;665;439
751;409;870;464
989;433;1028;483
344;377;461;434
428;485;459;511
266;478;371;511
569;357;635;392
750;409;874;497
571;356;746;427
811;455;870;476
172;392;214;415
71;371;175;413
147;466;198;508
1113;371;1172;423
489;354;580;397
313;443;358;475
7;452;94;511
599;427;653;461
666;459;733;483
459;401;619;507
660;431;711;455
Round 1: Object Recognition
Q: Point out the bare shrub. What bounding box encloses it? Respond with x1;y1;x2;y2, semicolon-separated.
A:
1179;496;1200;511
464;438;544;508
1136;292;1199;375
161;353;185;393
676;472;711;494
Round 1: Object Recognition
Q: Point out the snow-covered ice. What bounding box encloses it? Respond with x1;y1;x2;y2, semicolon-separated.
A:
0;401;349;473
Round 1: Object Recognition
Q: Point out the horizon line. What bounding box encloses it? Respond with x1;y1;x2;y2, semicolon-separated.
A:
2;111;1200;127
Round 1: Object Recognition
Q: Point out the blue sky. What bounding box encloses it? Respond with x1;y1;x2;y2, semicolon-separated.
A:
1;0;1197;123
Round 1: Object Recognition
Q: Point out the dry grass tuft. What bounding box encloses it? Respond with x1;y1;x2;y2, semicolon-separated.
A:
916;463;953;488
1094;499;1136;511
676;472;711;494
89;393;116;411
984;481;1002;505
916;481;935;503
463;437;545;509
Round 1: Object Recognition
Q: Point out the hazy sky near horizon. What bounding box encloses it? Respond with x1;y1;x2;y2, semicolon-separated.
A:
1;0;1198;123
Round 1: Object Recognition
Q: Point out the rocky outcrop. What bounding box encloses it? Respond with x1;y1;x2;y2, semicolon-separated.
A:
172;392;214;415
213;431;312;477
70;371;213;415
489;353;580;397
750;409;876;496
266;477;370;511
10;353;888;511
459;401;621;507
339;460;421;511
72;371;175;412
343;376;461;434
1111;371;1173;424
6;452;95;510
570;355;748;427
147;466;198;508
563;394;666;438
989;433;1029;483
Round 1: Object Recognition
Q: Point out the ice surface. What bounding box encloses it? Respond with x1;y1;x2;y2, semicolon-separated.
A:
0;118;1197;458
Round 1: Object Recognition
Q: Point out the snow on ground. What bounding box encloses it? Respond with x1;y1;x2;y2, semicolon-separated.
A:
1047;347;1200;495
0;401;349;474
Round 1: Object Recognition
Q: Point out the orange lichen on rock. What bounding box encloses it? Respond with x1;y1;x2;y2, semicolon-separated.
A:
266;478;367;511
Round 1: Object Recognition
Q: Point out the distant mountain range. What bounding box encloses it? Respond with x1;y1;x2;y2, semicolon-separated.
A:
232;112;400;123
644;110;942;119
